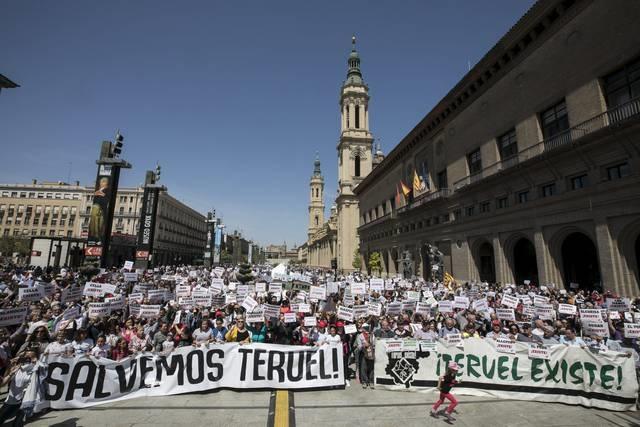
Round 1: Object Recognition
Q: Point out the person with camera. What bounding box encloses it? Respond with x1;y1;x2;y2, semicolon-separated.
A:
0;350;37;427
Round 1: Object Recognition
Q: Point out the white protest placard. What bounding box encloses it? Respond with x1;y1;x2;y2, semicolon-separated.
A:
0;307;28;327
419;340;437;353
61;285;82;303
608;311;621;320
343;294;355;307
237;285;249;298
368;302;382;317
402;301;416;312
139;305;161;319
210;279;224;294
453;296;469;310
369;278;384;292
386;302;402;316
580;309;604;322
269;283;283;294
384;280;395;291
353;305;369;319
438;301;453;314
123;260;134;270
406;291;420;301
304;316;317;327
284;312;297;323
83;282;105;298
18;287;45;302
337;306;354;322
241;296;259;313
533;295;549;307
225;294;237;305
558;303;577;316
326;282;339;295
263;304;280;319
624;323;640;338
128;292;144;303
473;298;489;312
105;295;125;311
535;304;555;320
245;309;265;323
608;298;630;312
88;303;111;318
255;282;267;293
147;289;167;302
350;283;366;295
519;295;533;306
176;285;191;298
344;324;357;334
36;282;56;297
445;333;462;347
384;340;404;352
309;285;326;301
496;338;516;354
496;308;516;321
297;303;311;313
528;346;550;360
582;320;609;338
415;302;431;316
62;306;80;321
501;294;519;309
123;272;139;282
425;296;438;306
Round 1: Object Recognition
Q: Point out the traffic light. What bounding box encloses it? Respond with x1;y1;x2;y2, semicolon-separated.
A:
154;164;161;182
113;131;124;157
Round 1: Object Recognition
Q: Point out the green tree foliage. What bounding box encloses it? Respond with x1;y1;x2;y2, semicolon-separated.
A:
352;248;362;271
368;251;382;275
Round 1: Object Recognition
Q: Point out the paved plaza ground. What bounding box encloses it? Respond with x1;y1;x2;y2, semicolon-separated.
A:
22;383;640;427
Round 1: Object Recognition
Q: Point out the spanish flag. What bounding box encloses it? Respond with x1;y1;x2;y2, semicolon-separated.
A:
444;272;455;288
400;180;411;197
413;169;422;193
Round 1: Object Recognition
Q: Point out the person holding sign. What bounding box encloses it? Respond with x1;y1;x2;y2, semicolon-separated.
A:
0;350;37;427
430;361;461;422
224;317;252;343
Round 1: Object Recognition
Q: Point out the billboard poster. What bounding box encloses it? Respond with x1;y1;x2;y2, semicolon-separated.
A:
86;164;118;256
213;225;222;264
135;187;159;261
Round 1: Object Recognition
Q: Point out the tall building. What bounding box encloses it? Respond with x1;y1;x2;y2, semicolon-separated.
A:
0;180;207;267
307;37;377;272
308;154;325;240
354;0;640;296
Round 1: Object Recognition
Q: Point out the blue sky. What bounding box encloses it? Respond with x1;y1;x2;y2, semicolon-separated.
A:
0;0;534;247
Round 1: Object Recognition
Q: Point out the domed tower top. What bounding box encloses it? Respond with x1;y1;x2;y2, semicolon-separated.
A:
313;152;322;177
346;35;363;85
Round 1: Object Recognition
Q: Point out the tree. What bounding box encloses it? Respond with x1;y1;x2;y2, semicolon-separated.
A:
352;248;362;271
368;252;382;276
0;237;30;257
220;250;233;265
236;263;253;284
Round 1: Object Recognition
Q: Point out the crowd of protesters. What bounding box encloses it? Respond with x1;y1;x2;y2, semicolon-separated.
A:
0;262;638;424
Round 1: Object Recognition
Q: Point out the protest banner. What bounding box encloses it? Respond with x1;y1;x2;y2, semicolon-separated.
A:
128;292;144;303
245;309;265;324
415;302;431;316
337;306;354;322
210;279;224;294
284;312;297;323
176;285;191;298
241;296;259;313
386;302;402;316
472;298;488;312
224;294;236;305
350;283;366;295
496;338;516;354
384;280;395;291
353;305;368;320
269;283;283;294
419;340;437;353
83;282;105;298
36;282;56;297
0;307;28;327
123;272;139;282
105;295;125;311
369;278;384;292
309;286;326;301
326;282;339;295
608;298;630;312
139;305;161;319
237;285;249;298
437;301;453;314
38;343;344;410
368;302;382;317
343;294;355;307
533;295;549;307
501;294;519;309
453;296;469;310
123;260;134;270
401;301;416;312
374;338;638;411
496;308;516;321
344;324;357;334
255;282;267;293
535;304;555;320
528;346;551;360
580;309;604;322
558;303;577;315
19;287;45;302
624;323;640;339
445;334;462;347
297;303;311;313
62;306;80;321
581;320;610;338
304;316;317;327
406;291;420;301
61;286;83;304
263;304;280;319
147;290;167;303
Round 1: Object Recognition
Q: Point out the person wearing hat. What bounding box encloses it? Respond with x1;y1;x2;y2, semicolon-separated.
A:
431;361;461;422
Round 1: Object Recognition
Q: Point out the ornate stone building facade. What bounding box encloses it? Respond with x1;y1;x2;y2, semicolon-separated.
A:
355;0;640;296
307;38;378;272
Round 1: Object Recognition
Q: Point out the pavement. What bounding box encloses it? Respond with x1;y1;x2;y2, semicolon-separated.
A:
21;381;640;427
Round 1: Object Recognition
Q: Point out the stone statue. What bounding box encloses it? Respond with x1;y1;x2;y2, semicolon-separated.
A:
426;244;444;282
399;250;415;279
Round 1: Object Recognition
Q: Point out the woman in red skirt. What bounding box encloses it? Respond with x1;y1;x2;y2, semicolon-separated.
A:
430;361;460;422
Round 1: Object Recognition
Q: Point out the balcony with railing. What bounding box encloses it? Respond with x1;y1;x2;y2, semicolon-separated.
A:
454;96;640;190
396;188;451;215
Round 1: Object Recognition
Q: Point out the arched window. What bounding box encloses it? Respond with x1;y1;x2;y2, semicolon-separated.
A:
355;155;361;177
315;188;319;198
314;216;319;226
355;105;360;129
